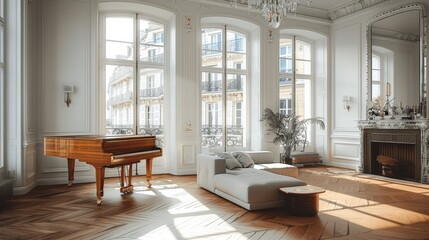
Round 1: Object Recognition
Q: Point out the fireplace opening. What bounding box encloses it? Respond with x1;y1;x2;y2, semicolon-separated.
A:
363;128;421;182
370;142;417;181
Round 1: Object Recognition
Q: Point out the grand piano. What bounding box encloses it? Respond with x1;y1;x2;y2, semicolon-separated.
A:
44;135;162;205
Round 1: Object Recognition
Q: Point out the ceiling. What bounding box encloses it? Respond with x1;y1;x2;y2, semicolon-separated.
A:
301;0;357;12
207;0;363;18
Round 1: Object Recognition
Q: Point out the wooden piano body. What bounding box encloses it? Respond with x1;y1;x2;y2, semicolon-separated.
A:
44;135;162;205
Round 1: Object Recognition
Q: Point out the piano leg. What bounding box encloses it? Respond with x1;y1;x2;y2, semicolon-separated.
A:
119;165;134;194
146;158;153;188
95;166;106;205
67;158;75;187
127;164;133;192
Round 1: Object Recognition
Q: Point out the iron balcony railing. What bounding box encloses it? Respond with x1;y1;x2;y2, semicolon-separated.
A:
201;78;243;93
108;92;133;105
201;125;244;148
106;125;164;147
202;38;245;56
139;86;164;98
141;53;164;63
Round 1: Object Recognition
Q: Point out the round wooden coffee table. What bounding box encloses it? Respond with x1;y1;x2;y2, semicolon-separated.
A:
280;185;325;217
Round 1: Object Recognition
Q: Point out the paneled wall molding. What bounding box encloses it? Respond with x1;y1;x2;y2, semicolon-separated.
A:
328;0;389;20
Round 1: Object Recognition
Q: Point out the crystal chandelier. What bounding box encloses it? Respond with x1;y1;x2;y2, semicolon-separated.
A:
231;0;312;28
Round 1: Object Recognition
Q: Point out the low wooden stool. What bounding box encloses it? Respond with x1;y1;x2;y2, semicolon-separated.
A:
280;185;325;217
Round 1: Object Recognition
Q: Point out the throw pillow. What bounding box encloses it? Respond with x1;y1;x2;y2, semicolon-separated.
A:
232;152;255;168
219;152;242;170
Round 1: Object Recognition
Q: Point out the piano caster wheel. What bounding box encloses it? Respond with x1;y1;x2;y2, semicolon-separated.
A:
68;181;73;187
97;199;102;205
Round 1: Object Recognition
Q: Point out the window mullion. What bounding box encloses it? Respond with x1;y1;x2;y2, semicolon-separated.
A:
134;14;139;135
222;25;227;152
292;36;296;115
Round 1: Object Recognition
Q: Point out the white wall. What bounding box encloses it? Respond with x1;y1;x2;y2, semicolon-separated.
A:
329;0;429;169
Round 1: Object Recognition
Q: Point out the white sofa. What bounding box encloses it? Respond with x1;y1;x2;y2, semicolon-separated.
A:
197;151;306;210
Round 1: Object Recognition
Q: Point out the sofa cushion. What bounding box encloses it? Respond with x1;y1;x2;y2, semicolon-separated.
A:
218;152;242;170
254;163;298;178
245;151;275;164
215;168;306;204
232;152;255;168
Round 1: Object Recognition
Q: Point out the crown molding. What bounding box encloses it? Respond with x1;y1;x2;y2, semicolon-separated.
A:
328;0;388;20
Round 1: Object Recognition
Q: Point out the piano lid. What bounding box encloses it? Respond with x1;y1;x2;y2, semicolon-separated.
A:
44;135;159;156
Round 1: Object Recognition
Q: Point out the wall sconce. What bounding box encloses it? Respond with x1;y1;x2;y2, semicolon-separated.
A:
63;84;74;107
343;96;351;111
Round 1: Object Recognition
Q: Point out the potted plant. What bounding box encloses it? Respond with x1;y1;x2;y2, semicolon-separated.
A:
262;108;325;164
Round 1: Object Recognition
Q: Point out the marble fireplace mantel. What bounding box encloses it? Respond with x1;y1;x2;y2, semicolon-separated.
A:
357;119;429;184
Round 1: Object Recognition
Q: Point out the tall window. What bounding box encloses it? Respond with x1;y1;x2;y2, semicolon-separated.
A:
279;37;313;146
201;27;247;151
102;14;165;142
279;37;312;117
0;0;4;169
372;53;381;100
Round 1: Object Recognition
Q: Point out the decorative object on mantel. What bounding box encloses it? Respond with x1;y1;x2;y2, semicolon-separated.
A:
228;0;312;28
261;108;324;164
376;155;398;178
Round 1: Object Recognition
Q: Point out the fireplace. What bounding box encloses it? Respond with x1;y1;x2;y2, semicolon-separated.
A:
362;129;420;182
358;120;429;184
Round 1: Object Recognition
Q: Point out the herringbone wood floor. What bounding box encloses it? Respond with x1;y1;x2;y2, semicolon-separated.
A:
1;166;429;239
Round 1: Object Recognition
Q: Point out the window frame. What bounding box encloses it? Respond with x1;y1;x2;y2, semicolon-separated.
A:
99;11;168;137
0;0;4;169
201;24;250;152
279;35;315;149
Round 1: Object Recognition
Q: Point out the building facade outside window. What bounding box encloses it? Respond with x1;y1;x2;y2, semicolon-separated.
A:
101;14;165;146
201;27;247;151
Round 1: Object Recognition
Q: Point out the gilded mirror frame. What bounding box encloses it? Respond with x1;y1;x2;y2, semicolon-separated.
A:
366;4;427;119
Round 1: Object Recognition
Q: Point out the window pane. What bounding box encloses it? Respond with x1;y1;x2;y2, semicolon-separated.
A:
372;83;381;100
296;79;312;119
296;40;311;61
138;68;164;137
0;0;3;19
105;65;134;135
140;20;164;63
227;74;246;148
372;69;380;81
279;58;292;73
296;59;311;75
279;77;292;114
296;79;312;146
280;38;292;58
106;17;134;60
372;54;380;69
201;72;223;148
226;30;246;70
202;28;222;68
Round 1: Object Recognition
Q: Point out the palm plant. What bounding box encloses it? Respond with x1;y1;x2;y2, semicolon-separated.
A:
262;108;325;164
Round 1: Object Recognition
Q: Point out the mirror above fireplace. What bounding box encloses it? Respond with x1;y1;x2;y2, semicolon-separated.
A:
366;4;427;118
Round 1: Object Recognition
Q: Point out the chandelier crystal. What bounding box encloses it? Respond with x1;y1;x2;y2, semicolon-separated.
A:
231;0;311;28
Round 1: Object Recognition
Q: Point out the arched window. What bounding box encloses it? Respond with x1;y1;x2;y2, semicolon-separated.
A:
279;36;313;149
201;17;260;152
201;26;248;151
279;37;312;119
99;2;174;153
